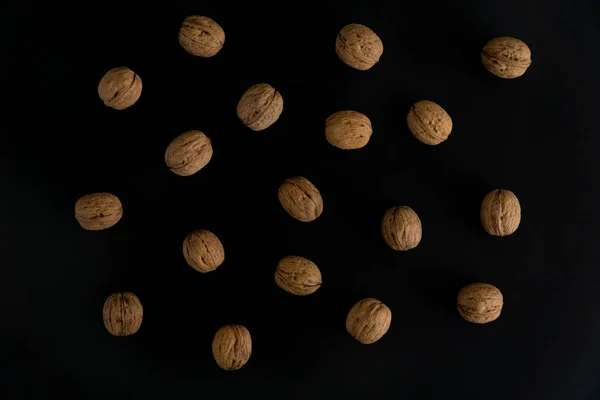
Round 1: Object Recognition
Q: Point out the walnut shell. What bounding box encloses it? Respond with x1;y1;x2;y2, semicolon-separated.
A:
480;189;521;236
75;193;123;231
179;16;225;57
346;298;391;344
381;206;422;251
182;230;224;273
165;130;213;176
103;292;143;336
237;83;284;131
482;37;531;79
98;67;142;110
212;325;252;370
457;283;503;324
407;100;452;145
336;23;383;71
278;177;323;222
275;256;322;296
325;111;372;150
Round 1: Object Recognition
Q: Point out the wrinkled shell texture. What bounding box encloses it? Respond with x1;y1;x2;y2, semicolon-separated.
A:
457;283;503;324
165;130;213;176
336;23;383;70
183;230;225;273
275;256;322;296
407;100;453;145
179;15;225;57
212;325;252;370
482;37;531;79
98;67;142;110
346;298;391;344
236;83;284;131
75;192;123;231
381;206;422;251
278;177;323;222
480;189;521;236
103;292;143;336
325;111;372;149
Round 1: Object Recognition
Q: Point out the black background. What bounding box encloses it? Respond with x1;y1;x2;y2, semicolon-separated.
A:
3;0;600;398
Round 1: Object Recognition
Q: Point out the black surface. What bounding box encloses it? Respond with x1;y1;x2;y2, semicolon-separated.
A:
3;0;600;398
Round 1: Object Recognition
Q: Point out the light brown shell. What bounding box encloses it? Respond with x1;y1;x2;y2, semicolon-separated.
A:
102;292;143;336
75;192;123;231
278;177;323;222
98;67;142;110
480;189;521;236
381;206;422;251
165;130;213;176
178;16;225;57
275;256;322;296
325;111;372;149
482;37;531;79
212;325;252;370
182;230;225;273
236;83;284;131
346;298;391;344
407;100;452;145
335;23;383;71
457;283;503;324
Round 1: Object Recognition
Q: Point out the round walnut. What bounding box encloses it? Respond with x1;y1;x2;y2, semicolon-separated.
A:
336;23;383;71
103;292;143;336
407;100;452;145
278;177;323;222
482;37;532;79
346;298;391;344
480;189;521;236
75;192;123;231
237;83;284;131
98;67;142;110
325;111;372;150
457;283;503;324
381;206;422;251
182;230;225;273
275;256;322;296
212;325;252;370
179;16;225;57
165;130;213;176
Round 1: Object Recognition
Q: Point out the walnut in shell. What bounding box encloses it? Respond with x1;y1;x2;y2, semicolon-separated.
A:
165;130;213;176
237;83;283;131
278;177;323;222
75;192;123;231
212;325;252;370
457;283;503;324
336;23;383;71
183;230;224;273
325;111;372;149
275;256;322;296
179;16;225;57
346;298;391;344
381;206;422;251
480;189;521;236
103;292;143;336
98;67;142;110
407;100;452;145
482;37;531;79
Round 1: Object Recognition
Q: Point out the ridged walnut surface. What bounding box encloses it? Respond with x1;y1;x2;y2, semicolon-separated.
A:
480;189;521;236
457;283;503;324
236;83;283;131
75;193;123;231
325;110;372;149
278;177;323;222
335;23;383;71
165;130;213;176
183;230;225;273
346;298;391;344
98;67;142;110
103;292;143;336
179;16;225;57
212;325;252;370
275;256;322;295
481;37;531;79
381;206;422;251
407;100;452;145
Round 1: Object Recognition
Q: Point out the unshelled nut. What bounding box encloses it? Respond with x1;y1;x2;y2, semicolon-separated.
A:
237;83;283;131
183;230;224;273
275;256;322;295
98;67;142;110
165;130;213;176
381;206;422;251
212;325;252;370
457;283;503;324
346;298;391;344
481;37;531;79
75;192;123;231
278;177;323;222
407;100;452;145
480;189;521;236
335;24;383;70
179;16;225;57
325;111;372;149
103;292;143;336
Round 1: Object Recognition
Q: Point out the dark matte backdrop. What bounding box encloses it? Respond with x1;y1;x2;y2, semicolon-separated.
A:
3;0;600;398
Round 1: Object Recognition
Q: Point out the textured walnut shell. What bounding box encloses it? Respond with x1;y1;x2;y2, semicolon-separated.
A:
407;100;452;145
237;83;284;131
98;67;142;110
325;111;372;150
75;193;123;231
278;177;323;222
275;256;322;296
457;283;503;324
336;23;383;71
346;298;391;344
165;130;213;176
212;325;252;370
381;206;422;251
103;292;143;336
179;16;225;57
182;230;224;273
482;37;531;79
480;189;521;236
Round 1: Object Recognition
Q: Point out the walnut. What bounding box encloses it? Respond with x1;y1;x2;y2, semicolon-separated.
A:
182;230;224;273
165;130;213;176
325;111;372;149
381;206;422;251
407;100;452;145
480;189;521;236
275;256;322;296
75;193;123;231
236;83;283;131
457;283;503;324
179;16;225;57
336;23;383;71
346;298;391;344
212;325;252;370
98;67;142;110
103;292;143;336
278;177;323;222
482;37;531;79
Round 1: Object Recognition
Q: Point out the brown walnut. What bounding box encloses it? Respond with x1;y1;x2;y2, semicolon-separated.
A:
336;23;383;71
407;100;452;145
457;283;503;324
237;83;284;131
275;256;322;296
346;298;391;344
212;325;252;370
98;67;142;110
103;292;143;336
278;177;323;222
165;130;213;176
75;193;123;231
482;37;531;79
182;230;225;273
179;16;225;57
480;189;521;236
325;111;372;149
381;206;422;251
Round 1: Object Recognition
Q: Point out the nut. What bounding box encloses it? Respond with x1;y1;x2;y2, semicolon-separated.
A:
183;230;225;273
336;23;383;71
482;37;531;79
407;100;452;145
278;177;323;222
480;189;521;236
179;16;225;57
103;292;143;336
165;130;213;176
98;67;142;110
346;298;391;344
457;283;503;324
275;256;322;296
237;83;284;131
381;206;422;251
212;325;252;370
325;111;372;149
75;193;123;231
